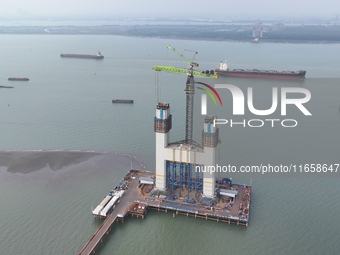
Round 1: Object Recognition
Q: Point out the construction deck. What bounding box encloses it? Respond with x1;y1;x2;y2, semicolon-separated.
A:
78;170;251;255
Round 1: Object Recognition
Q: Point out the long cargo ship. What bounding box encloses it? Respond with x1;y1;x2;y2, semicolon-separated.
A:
214;61;306;79
60;51;104;59
8;78;29;81
112;99;134;104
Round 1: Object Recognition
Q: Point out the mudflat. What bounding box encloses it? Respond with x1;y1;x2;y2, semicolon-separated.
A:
0;151;101;173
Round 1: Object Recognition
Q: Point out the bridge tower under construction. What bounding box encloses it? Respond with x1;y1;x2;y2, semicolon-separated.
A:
155;103;219;198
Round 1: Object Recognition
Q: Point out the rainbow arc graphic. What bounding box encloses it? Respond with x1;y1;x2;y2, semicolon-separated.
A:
196;82;222;115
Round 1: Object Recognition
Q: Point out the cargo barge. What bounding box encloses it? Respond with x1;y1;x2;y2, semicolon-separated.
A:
112;99;134;104
8;78;29;81
214;61;306;79
60;51;104;59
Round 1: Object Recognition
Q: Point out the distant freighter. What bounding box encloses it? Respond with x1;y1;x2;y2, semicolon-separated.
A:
112;99;134;104
213;61;306;79
8;78;29;81
60;51;104;59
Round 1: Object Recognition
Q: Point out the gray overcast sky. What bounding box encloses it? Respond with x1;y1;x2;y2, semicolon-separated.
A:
1;0;339;19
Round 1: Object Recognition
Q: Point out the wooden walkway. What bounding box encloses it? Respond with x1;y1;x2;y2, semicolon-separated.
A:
78;212;119;255
78;170;149;254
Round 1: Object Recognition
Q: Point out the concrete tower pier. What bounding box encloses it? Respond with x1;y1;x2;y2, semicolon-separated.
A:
202;116;219;197
155;103;172;190
154;102;219;197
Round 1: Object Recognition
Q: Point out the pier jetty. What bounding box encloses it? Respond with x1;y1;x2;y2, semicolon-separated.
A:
78;169;251;255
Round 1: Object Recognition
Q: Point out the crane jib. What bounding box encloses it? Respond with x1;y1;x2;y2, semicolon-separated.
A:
152;66;218;79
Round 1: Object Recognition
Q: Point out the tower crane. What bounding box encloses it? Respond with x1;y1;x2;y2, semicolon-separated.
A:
152;45;218;145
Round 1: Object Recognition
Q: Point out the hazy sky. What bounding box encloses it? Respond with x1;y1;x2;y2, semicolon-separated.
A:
0;0;339;19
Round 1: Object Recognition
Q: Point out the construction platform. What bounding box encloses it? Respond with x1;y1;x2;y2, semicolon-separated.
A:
78;169;251;255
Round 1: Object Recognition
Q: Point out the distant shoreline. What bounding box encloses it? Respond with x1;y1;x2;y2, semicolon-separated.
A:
1;24;340;44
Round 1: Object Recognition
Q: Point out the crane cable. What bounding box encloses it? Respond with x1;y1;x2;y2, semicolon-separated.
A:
155;71;161;103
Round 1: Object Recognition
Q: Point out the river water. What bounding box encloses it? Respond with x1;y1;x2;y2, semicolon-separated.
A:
0;34;339;254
